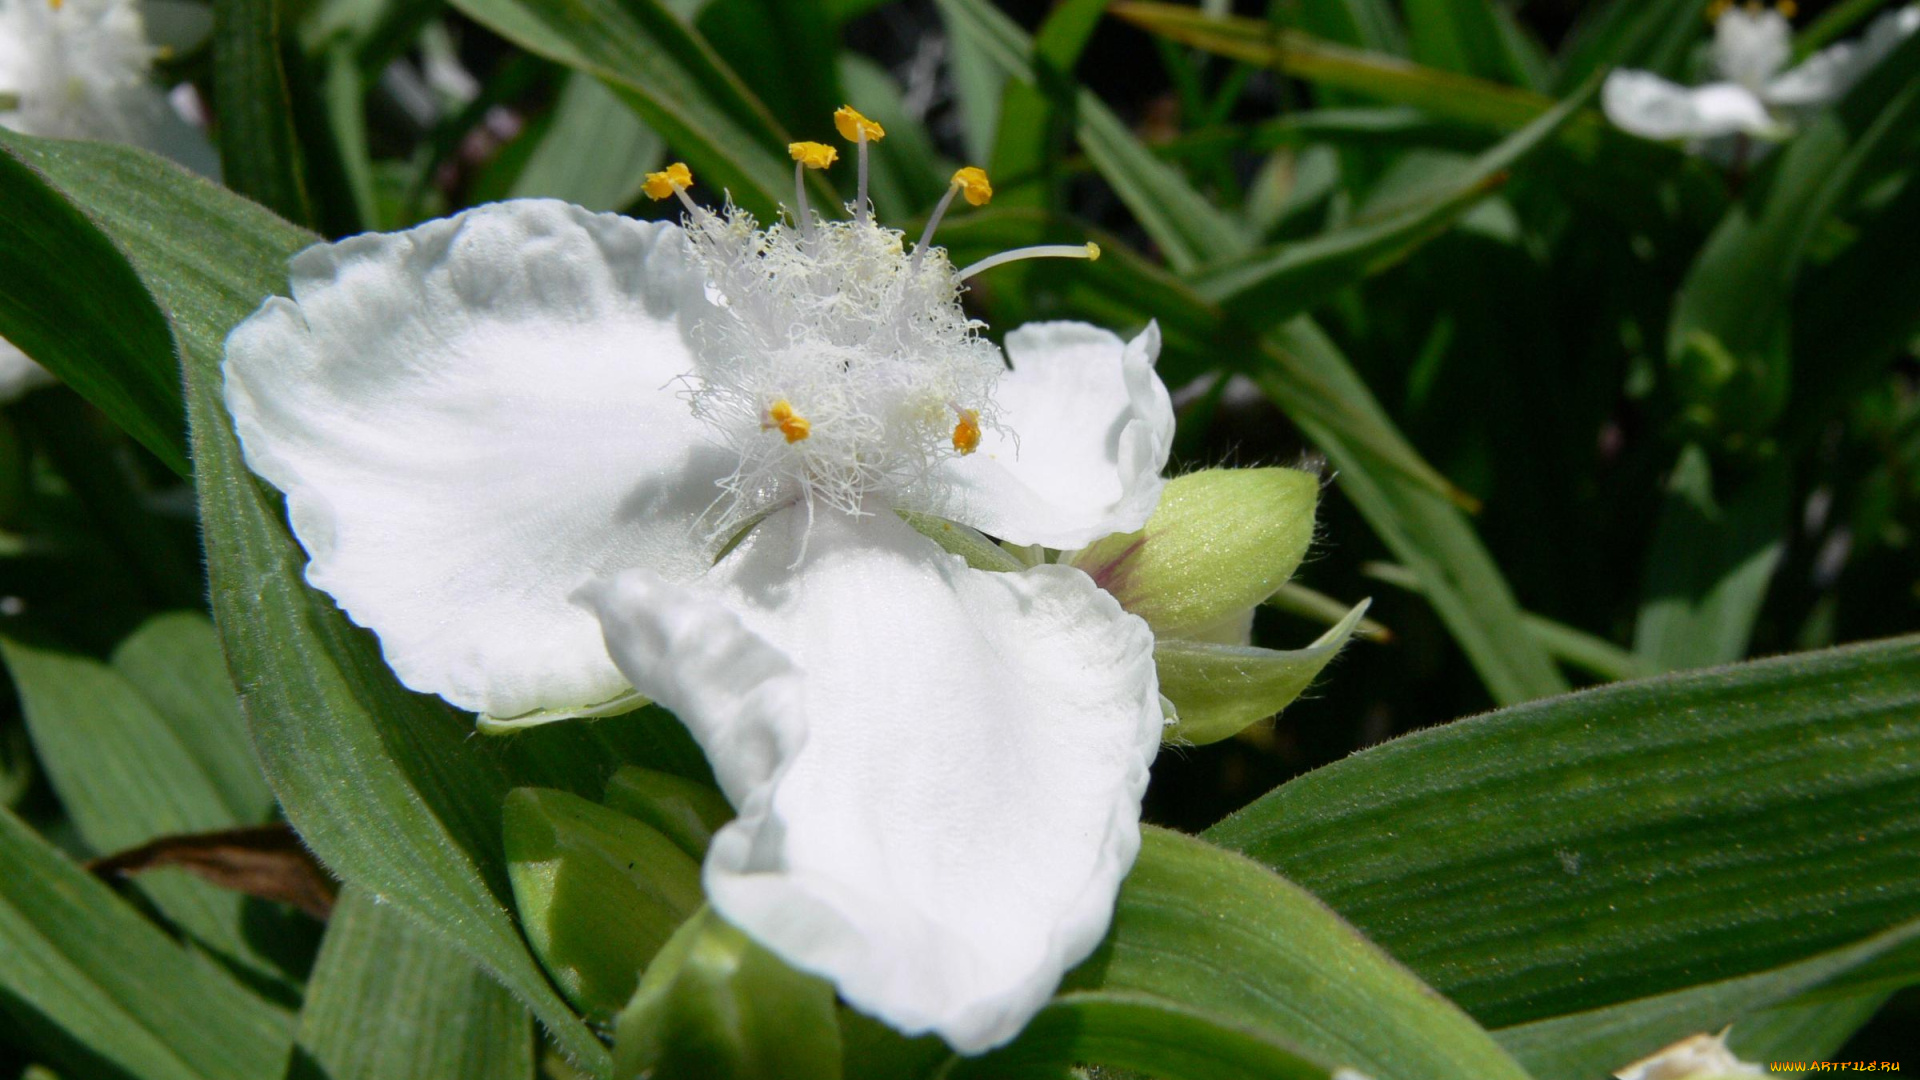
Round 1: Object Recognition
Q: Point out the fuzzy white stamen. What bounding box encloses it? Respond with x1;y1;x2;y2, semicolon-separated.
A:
681;203;1004;539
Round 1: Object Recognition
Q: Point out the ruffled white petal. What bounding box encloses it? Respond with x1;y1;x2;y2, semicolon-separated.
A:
928;321;1173;550
1766;4;1920;107
577;506;1162;1053
1712;8;1792;90
0;338;56;403
224;200;724;720
1602;71;1779;141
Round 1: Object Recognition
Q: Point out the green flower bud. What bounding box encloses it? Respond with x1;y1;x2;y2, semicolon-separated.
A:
603;766;736;861
614;907;842;1080
503;787;704;1021
1155;600;1370;744
1070;467;1320;640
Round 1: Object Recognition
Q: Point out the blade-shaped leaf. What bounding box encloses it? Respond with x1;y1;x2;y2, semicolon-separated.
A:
0;804;292;1080
1208;635;1920;1031
1060;828;1535;1080
212;0;317;227
0;145;187;475
502;72;665;212
289;888;534;1080
1402;0;1538;88
447;0;799;218
1632;446;1791;672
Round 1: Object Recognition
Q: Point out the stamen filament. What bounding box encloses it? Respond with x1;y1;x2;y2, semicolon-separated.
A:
673;185;706;222
957;243;1101;281
856;128;870;226
911;184;963;272
794;161;814;238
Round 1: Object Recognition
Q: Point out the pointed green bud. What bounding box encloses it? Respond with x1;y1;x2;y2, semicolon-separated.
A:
503;787;704;1021
1071;467;1320;639
614;907;842;1080
1157;600;1369;744
603;766;736;861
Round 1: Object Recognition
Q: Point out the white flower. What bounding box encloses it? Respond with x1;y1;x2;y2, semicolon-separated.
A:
1;0;220;401
222;123;1176;1052
1602;2;1919;145
1614;1030;1767;1080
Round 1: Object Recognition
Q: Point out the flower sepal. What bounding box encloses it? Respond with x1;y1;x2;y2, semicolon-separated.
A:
1069;467;1321;640
503;787;703;1021
475;689;652;735
602;765;735;861
613;907;843;1080
1156;600;1371;744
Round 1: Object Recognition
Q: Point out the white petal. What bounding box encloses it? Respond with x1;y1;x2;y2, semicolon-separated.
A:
0;338;56;403
929;321;1173;550
1767;5;1920;107
577;506;1162;1052
224;200;726;720
1712;8;1792;89
1602;71;1778;141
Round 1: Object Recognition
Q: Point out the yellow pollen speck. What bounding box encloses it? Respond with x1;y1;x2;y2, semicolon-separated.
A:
1707;0;1731;18
834;105;885;143
1776;0;1797;17
789;141;838;169
1085;242;1102;261
48;0;63;9
766;400;811;444
642;162;693;201
951;409;982;455
951;167;993;206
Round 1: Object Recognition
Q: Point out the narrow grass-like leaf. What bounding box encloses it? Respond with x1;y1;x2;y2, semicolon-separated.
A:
1208;636;1920;1030
0;129;612;1072
289;888;533;1080
1402;0;1537;88
1061;828;1534;1080
937;0;1249;271
1193;74;1591;331
212;0;317;227
946;991;1335;1080
1632;446;1790;671
284;887;529;1076
0;141;187;476
447;0;798;218
0;628;300;995
1496;916;1920;1080
505;72;664;211
0;805;292;1080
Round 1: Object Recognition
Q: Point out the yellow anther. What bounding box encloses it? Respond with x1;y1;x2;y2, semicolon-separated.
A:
1085;242;1102;261
1707;0;1732;18
1776;0;1797;17
951;167;993;207
48;0;63;9
789;141;838;169
951;409;982;456
765;400;811;444
834;105;886;144
642;162;694;201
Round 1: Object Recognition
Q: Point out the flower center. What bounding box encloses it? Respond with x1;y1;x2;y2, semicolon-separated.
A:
645;106;1100;539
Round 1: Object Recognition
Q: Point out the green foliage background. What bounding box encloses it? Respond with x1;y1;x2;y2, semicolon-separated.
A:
1;0;1918;1076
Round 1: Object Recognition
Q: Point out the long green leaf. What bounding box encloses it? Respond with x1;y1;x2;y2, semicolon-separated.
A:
1193;74;1591;331
0;805;292;1080
0;129;612;1072
503;72;665;211
936;0;1249;271
447;0;798;219
947;991;1335;1080
1632;446;1790;671
1496;917;1920;1079
1402;0;1537;88
1060;828;1535;1080
289;888;534;1080
1208;635;1920;1030
0;144;187;476
1;625;295;994
212;0;317;228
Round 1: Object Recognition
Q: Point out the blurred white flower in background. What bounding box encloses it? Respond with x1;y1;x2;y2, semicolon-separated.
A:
1603;1;1920;146
223;116;1177;1053
0;0;218;401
